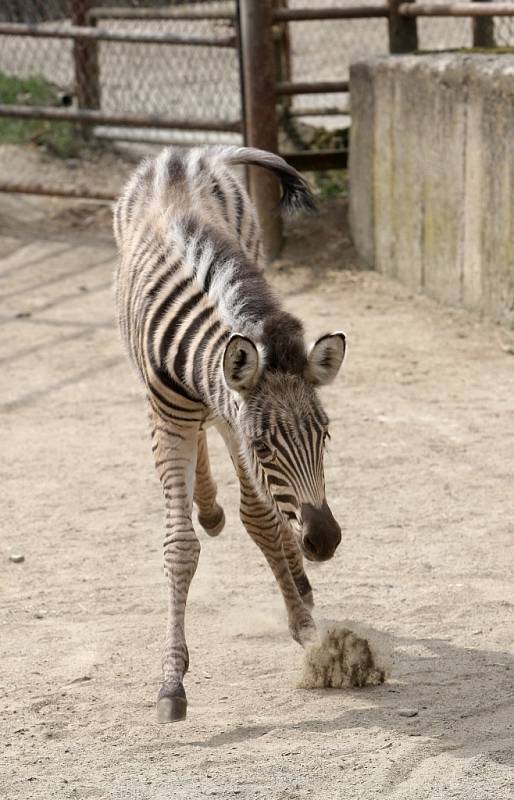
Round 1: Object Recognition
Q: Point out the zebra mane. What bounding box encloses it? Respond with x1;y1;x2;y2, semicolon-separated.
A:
169;213;307;375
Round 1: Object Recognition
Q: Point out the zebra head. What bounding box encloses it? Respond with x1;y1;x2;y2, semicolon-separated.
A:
223;330;346;562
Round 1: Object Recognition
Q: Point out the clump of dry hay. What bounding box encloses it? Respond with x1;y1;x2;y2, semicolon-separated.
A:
298;623;390;689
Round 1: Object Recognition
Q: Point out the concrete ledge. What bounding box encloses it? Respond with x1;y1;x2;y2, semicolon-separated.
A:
349;54;514;328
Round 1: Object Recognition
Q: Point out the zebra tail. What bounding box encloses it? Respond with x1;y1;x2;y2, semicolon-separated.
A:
210;145;316;214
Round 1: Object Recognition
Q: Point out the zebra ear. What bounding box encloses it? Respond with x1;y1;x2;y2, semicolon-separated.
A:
305;332;346;386
223;334;261;393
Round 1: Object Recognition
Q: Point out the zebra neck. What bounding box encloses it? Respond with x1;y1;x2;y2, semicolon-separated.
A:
177;223;307;416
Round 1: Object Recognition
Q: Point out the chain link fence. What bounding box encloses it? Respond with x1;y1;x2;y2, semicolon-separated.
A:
284;0;479;120
279;0;471;154
0;0;512;201
495;13;514;46
0;1;242;199
0;1;240;129
287;0;386;126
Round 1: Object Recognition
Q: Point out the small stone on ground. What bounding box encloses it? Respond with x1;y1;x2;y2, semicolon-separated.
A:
398;708;419;718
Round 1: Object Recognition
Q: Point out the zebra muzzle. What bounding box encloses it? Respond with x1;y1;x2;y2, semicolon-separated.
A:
301;500;341;562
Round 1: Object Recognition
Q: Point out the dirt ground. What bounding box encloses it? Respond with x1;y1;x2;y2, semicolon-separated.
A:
1;192;513;800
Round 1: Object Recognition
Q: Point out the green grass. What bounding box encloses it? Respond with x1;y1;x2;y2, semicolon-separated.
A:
0;72;85;158
314;169;348;200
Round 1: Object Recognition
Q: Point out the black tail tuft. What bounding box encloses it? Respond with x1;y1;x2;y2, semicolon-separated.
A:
209;146;316;214
274;167;317;214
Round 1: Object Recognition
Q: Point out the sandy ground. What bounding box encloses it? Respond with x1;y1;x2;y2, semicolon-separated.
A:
1;193;513;799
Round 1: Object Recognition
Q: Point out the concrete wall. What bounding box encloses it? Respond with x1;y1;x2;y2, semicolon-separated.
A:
349;54;514;328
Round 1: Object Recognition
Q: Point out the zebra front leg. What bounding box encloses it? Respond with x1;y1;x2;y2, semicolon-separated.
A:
194;429;225;537
238;472;316;647
280;522;314;610
218;423;315;646
150;410;201;723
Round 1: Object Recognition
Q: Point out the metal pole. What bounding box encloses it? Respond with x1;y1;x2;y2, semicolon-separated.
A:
72;0;100;118
0;22;237;47
273;6;389;20
239;0;283;260
388;0;418;52
0;182;116;201
274;0;292;115
276;80;350;95
0;104;242;132
473;0;495;45
398;2;514;15
90;7;237;22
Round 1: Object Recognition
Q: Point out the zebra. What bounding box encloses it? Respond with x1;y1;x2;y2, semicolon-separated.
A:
113;145;346;723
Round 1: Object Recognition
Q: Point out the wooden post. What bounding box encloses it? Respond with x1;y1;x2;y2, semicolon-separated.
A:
71;0;100;114
473;0;495;46
239;0;282;260
388;0;418;53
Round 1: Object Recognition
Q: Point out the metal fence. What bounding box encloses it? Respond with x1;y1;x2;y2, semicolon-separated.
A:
0;2;241;122
496;15;514;44
1;0;514;220
0;1;242;201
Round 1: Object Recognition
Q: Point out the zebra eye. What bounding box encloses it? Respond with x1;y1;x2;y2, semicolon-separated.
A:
254;440;274;460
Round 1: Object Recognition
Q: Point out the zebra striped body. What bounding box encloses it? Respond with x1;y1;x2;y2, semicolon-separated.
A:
114;146;346;722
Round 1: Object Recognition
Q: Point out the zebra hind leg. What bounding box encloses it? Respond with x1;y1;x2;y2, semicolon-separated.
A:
150;409;201;723
194;429;225;537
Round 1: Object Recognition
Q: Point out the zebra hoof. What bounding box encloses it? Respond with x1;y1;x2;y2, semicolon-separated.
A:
199;505;225;537
156;684;187;723
290;614;317;648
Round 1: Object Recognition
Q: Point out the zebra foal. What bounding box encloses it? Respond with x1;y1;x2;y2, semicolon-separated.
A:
113;146;346;722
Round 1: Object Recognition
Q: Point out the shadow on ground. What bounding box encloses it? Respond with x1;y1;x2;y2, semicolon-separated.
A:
184;631;514;767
